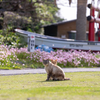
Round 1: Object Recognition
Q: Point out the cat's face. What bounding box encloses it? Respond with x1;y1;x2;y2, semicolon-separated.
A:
51;59;57;65
43;59;49;66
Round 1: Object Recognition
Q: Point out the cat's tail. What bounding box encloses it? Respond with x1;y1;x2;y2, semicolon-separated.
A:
64;78;70;80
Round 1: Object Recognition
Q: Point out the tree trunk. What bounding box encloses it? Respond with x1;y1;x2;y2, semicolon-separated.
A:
76;0;87;40
54;0;57;6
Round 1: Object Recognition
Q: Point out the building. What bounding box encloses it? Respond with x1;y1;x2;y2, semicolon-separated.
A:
42;19;89;40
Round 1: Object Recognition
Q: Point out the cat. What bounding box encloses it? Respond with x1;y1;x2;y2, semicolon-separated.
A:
50;59;57;65
43;59;70;81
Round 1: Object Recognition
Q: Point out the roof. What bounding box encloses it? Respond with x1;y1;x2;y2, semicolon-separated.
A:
42;19;76;27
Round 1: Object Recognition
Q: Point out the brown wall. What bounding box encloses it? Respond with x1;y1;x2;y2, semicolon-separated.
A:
57;20;76;38
57;20;89;39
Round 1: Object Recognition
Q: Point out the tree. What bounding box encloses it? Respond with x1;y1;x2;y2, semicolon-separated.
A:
0;0;64;47
76;0;87;40
0;0;62;33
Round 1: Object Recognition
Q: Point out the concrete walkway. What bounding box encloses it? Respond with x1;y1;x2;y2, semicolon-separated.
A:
0;68;100;76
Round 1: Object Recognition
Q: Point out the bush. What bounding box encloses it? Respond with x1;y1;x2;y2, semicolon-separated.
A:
0;45;100;69
0;28;27;48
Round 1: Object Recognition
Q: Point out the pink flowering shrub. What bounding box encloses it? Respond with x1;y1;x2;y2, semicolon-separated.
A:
0;45;100;69
31;49;100;67
0;45;21;69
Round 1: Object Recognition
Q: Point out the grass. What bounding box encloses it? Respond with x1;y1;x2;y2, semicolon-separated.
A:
0;72;100;100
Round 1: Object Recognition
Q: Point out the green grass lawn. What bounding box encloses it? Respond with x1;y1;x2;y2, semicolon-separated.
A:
0;72;100;100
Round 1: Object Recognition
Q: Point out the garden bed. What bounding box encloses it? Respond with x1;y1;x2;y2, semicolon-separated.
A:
0;45;100;69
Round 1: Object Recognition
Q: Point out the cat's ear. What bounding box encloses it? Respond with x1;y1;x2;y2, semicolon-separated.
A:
55;59;57;61
51;59;53;61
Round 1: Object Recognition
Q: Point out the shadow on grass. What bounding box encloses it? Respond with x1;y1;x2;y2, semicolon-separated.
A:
37;79;71;82
93;90;100;92
37;80;57;82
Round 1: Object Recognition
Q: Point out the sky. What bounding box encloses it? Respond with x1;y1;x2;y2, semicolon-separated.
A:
56;0;99;20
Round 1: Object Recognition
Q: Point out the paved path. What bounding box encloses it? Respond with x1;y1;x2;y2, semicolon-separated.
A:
0;68;100;76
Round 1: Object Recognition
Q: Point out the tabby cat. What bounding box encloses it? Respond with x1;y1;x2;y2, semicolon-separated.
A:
43;59;70;81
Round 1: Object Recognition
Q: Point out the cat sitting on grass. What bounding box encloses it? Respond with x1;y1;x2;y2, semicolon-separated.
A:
43;59;70;81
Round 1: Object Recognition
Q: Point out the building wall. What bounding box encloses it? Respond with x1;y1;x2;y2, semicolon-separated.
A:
57;20;89;39
57;20;76;38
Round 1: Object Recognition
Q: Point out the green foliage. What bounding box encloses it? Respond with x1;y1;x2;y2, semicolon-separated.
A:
0;27;27;48
15;51;44;69
0;0;64;48
0;55;21;70
0;0;63;33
